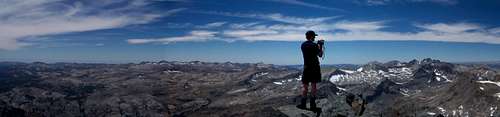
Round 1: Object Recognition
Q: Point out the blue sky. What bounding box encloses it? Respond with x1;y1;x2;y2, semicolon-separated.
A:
0;0;500;64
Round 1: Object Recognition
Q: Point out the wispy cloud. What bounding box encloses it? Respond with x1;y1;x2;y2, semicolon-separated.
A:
358;0;458;6
268;0;346;12
127;30;218;44
334;21;386;31
154;0;191;2
198;11;338;25
364;0;390;6
490;28;500;34
326;22;500;44
221;20;387;32
196;22;227;28
410;0;458;5
0;0;184;50
224;30;279;37
415;23;481;33
223;30;304;41
95;43;105;46
229;22;262;29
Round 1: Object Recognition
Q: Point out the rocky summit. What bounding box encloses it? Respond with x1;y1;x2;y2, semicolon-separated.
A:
0;59;500;117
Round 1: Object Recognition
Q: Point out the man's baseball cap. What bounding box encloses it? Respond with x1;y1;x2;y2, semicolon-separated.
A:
305;30;318;36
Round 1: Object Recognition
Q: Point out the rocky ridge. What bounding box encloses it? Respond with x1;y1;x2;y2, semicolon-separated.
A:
0;59;499;117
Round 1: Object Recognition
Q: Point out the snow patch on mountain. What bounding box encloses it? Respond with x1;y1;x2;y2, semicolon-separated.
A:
227;88;248;94
255;72;269;78
458;105;465;116
330;66;415;86
495;93;500;100
400;88;410;96
434;69;452;82
438;107;446;114
164;70;182;73
357;67;363;72
340;69;355;74
477;81;500;87
337;86;347;91
329;74;348;83
491;106;498;117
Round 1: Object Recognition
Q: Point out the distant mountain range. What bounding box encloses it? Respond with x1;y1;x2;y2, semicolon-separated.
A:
0;59;499;117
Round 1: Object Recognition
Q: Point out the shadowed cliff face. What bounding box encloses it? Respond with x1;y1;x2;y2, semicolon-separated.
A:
0;59;499;117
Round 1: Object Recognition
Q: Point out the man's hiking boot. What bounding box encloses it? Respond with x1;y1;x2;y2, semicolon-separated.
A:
310;96;322;112
296;96;307;109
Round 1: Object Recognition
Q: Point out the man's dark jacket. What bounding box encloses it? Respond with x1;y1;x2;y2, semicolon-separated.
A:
301;40;322;83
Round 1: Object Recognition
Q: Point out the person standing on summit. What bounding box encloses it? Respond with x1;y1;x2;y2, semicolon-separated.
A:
297;30;324;112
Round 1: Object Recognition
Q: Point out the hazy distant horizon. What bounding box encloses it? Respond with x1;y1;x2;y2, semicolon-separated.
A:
1;58;499;66
2;40;500;65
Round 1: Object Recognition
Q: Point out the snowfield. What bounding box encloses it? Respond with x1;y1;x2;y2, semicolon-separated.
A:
477;81;500;87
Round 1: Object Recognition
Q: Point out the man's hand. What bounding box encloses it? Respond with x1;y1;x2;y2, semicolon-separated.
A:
317;40;324;46
317;40;324;57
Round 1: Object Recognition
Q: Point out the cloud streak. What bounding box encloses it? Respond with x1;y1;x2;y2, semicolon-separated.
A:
197;11;338;25
127;30;218;44
359;0;458;6
415;23;481;33
196;22;227;28
0;0;183;50
269;0;346;12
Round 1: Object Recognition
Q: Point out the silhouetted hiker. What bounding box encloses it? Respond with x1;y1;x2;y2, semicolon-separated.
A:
297;30;324;113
